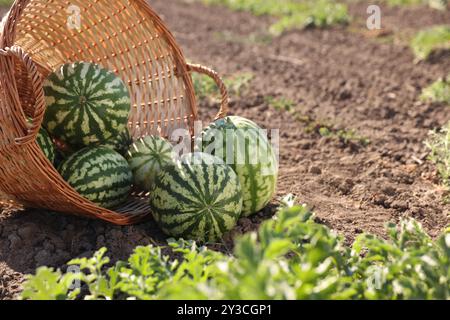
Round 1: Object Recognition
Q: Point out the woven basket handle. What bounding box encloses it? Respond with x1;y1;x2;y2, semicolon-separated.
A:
186;63;229;120
0;46;46;145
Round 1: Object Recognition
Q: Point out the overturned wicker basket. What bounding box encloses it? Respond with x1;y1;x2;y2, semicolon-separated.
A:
0;0;229;225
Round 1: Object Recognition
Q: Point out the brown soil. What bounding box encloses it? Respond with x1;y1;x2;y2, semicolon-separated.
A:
1;1;449;299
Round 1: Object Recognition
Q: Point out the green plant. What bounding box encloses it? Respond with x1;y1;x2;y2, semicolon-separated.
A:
200;0;349;35
21;196;449;300
426;123;450;188
387;0;424;5
270;1;349;35
193;72;253;101
386;0;448;10
266;97;370;147
318;126;371;147
0;0;14;6
224;73;255;97
214;31;273;45
410;25;450;61
421;76;450;105
351;220;450;299
265;96;296;112
428;0;449;10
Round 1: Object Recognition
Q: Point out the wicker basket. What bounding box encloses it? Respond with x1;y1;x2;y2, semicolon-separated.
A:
0;0;229;225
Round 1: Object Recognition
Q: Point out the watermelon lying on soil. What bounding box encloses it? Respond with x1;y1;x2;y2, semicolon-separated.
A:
201;116;278;217
43;62;131;148
127;136;175;191
149;152;243;243
36;127;56;164
58;147;133;209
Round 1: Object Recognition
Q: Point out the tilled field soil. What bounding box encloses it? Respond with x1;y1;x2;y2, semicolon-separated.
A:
1;1;449;299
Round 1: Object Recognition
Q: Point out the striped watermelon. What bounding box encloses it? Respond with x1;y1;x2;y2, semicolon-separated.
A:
102;129;133;157
127;136;175;191
58;147;133;209
43;62;131;148
149;152;243;243
201;116;278;217
37;127;56;164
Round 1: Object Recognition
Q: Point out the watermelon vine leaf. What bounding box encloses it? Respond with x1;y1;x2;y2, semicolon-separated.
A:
21;202;450;300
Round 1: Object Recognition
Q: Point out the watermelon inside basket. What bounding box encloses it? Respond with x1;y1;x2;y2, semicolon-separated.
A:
0;0;229;225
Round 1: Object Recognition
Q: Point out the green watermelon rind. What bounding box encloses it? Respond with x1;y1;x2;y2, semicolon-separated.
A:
201;116;278;217
43;62;131;148
127;136;175;191
58;147;133;209
101;129;134;157
36;127;56;164
149;152;243;243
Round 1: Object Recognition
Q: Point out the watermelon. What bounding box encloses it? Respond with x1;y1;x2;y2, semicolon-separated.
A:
102;129;133;157
200;116;278;217
58;147;133;209
127;136;175;191
36;127;56;164
43;62;131;148
149;152;243;243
